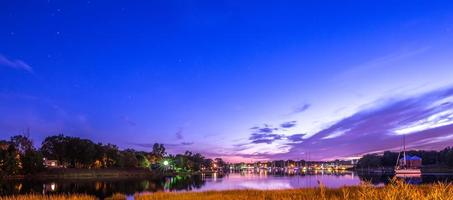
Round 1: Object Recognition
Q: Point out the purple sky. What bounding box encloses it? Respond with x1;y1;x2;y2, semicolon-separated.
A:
1;1;453;162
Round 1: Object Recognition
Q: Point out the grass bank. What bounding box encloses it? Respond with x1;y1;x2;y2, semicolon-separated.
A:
4;169;214;180
0;194;95;200
1;180;452;200
0;193;126;200
135;181;453;200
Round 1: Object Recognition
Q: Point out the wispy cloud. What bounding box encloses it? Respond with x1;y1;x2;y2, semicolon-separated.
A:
0;54;33;73
244;122;298;146
230;86;453;161
287;134;305;142
335;47;430;81
248;124;282;144
250;124;278;133
175;128;183;140
280;121;297;129
291;104;311;114
277;86;453;160
249;133;283;144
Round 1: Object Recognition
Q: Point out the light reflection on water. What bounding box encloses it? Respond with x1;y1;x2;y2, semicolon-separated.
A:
1;171;453;198
191;171;360;191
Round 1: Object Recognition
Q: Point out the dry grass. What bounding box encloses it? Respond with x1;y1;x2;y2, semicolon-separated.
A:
105;193;127;200
135;180;453;200
0;194;95;200
0;193;127;200
1;180;452;200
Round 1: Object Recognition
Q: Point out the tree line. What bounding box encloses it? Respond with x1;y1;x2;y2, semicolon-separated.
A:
0;134;226;176
356;147;453;168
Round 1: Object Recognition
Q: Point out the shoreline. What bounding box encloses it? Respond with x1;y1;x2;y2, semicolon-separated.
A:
3;167;453;181
1;168;159;181
0;169;224;181
353;166;453;175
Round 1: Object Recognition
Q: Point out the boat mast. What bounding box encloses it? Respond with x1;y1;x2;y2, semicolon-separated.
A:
403;134;406;167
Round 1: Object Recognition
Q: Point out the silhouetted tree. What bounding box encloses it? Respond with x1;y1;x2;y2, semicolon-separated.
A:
21;149;44;174
119;149;138;168
381;151;399;167
2;144;20;175
41;134;68;166
10;135;33;154
99;143;121;168
438;147;453;167
137;153;150;168
191;153;205;171
41;135;97;168
357;154;382;168
203;158;213;170
214;158;226;170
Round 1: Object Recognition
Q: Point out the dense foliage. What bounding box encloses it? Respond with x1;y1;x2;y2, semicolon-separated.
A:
357;148;453;168
0;134;226;176
0;135;44;176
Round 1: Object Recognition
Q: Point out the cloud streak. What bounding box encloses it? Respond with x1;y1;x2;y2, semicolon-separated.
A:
250;124;278;133
280;121;297;128
0;54;33;73
248;124;282;144
291;104;311;114
277;86;453;160
335;47;431;81
234;86;453;161
287;134;305;142
249;133;283;144
175;128;183;140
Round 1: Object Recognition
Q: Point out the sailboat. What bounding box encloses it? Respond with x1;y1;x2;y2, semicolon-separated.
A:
394;135;421;176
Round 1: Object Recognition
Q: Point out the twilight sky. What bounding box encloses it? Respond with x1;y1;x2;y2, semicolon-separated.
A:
1;0;453;162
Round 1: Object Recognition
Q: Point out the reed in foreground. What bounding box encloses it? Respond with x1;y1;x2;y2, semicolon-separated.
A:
0;193;129;200
1;181;453;200
0;194;127;200
135;181;453;200
0;194;95;200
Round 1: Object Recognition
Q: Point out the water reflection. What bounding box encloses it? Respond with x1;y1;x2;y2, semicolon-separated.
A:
198;170;360;190
164;175;205;191
1;171;453;198
357;173;451;186
0;178;168;199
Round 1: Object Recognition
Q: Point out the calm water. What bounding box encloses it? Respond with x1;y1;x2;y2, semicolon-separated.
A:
1;171;453;198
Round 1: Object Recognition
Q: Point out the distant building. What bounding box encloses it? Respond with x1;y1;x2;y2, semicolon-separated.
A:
43;158;60;168
399;155;422;169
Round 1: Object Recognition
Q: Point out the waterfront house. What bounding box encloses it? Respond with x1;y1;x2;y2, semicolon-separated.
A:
43;158;61;168
399;155;422;169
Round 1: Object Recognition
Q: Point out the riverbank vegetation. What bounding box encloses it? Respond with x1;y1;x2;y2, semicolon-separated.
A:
357;148;453;169
135;181;453;200
1;180;452;200
0;134;226;178
0;194;95;200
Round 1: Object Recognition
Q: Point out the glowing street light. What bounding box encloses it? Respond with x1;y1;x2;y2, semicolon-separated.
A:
163;160;169;166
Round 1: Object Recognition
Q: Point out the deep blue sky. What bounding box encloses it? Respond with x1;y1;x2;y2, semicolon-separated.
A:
1;0;453;161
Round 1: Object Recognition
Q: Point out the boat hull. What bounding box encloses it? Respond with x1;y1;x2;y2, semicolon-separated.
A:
395;169;421;177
